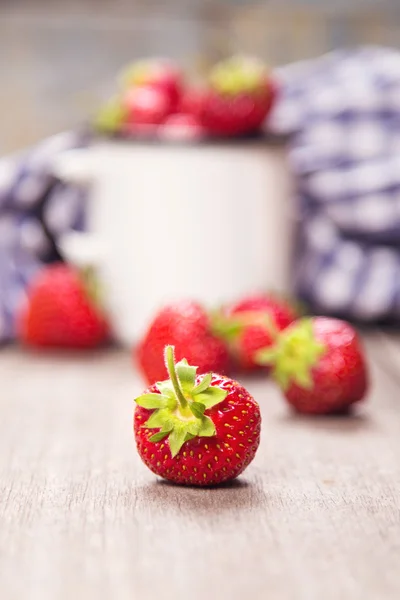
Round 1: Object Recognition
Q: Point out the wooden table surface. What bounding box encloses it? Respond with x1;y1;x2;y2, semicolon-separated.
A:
1;333;400;600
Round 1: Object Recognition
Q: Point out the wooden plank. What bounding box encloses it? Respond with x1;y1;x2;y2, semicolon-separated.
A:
0;340;399;600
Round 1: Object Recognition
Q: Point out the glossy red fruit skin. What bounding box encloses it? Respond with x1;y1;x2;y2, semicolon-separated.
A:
237;325;275;372
134;374;261;486
285;318;369;415
198;79;276;137
144;65;182;111
229;294;296;331
123;85;172;126
18;264;109;349
228;294;297;372
178;86;205;117
137;301;230;385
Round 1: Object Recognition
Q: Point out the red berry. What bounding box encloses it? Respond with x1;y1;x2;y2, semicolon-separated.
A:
123;85;172;126
213;294;297;373
137;301;229;385
134;345;261;486
229;294;296;331
121;59;182;112
257;317;369;415
238;325;275;372
18;263;109;348
199;88;274;137
178;86;205;118
198;56;276;137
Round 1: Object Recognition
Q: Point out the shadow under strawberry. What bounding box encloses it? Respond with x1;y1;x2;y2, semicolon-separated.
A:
136;477;265;516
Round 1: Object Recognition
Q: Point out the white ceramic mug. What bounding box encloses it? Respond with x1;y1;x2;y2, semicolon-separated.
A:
52;139;294;347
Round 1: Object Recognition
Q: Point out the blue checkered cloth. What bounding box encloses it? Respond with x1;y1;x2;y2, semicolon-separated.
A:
268;46;400;321
0;132;86;342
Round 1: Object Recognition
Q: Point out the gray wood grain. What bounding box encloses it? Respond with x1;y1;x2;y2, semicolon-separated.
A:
0;340;400;600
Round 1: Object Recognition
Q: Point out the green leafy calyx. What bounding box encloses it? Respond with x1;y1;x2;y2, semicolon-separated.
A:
210;55;268;96
94;96;126;133
119;59;163;89
211;309;279;343
135;345;227;457
255;318;326;391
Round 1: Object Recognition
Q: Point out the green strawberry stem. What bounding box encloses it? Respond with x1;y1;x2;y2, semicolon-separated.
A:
164;345;188;409
135;345;228;457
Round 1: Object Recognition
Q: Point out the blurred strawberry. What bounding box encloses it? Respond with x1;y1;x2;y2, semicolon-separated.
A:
18;263;109;349
120;58;182;112
212;294;298;373
122;85;172;127
137;301;230;385
197;55;276;137
229;294;297;331
256;317;369;415
178;85;205;117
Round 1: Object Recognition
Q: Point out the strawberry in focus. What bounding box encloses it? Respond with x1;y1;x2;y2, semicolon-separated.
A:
196;55;276;137
137;301;229;385
18;263;109;349
134;345;261;486
256;317;369;415
212;294;297;373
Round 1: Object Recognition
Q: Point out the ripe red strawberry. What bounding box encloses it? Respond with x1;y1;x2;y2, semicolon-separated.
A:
123;85;172;127
120;59;182;112
256;317;369;415
212;294;297;372
134;345;261;486
18;263;109;348
137;301;229;385
178;85;205;117
197;56;276;137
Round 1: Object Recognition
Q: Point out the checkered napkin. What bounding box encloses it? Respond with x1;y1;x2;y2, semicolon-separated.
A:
0;132;86;342
268;46;400;321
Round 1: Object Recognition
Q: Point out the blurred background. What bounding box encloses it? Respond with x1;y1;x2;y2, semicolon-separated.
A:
3;0;400;154
3;0;400;347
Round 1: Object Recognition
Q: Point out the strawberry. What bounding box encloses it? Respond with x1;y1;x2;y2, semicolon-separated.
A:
137;301;229;385
120;59;182;112
18;263;109;348
256;317;369;415
134;345;261;486
178;85;205;117
122;85;172;127
197;55;276;137
212;294;297;372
